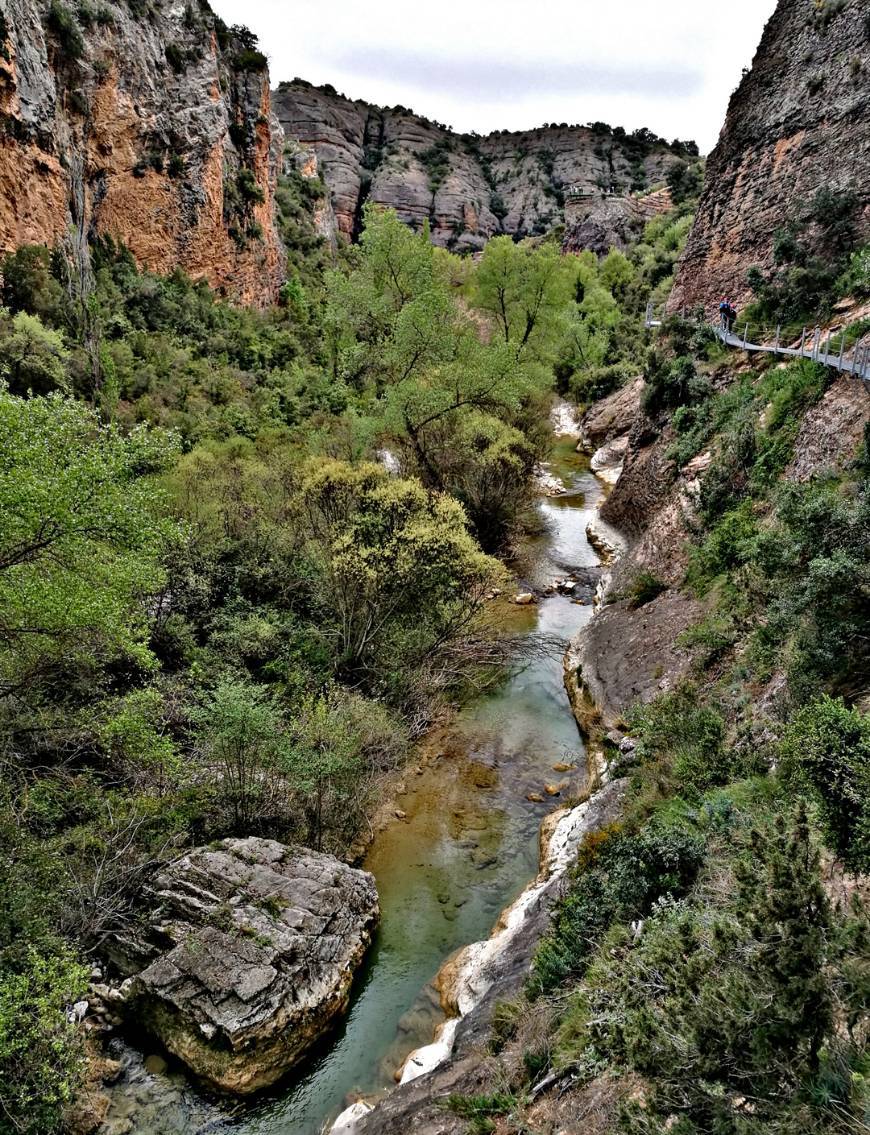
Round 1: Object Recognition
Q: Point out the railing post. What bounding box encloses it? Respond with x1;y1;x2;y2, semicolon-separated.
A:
775;325;781;356
743;324;749;349
838;334;846;372
812;327;821;361
800;327;807;358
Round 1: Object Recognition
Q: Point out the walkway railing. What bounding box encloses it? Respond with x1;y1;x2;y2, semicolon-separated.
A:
644;301;870;381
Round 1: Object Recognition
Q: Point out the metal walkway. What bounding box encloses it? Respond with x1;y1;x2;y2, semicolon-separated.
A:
645;302;870;381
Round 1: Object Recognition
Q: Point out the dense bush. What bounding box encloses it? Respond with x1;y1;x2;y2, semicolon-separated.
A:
46;0;85;60
642;351;710;416
779;697;870;871
530;824;704;995
582;809;857;1134
0;949;87;1134
746;188;860;325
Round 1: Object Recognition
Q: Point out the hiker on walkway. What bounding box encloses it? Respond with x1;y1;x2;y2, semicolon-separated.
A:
719;298;731;334
727;301;737;333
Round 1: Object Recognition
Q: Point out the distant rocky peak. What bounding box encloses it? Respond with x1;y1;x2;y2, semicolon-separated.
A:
272;79;696;253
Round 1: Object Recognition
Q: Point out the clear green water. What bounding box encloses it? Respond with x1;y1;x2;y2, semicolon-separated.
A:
101;442;602;1135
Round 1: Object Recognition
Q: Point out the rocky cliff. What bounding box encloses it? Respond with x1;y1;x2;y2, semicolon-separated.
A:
669;0;870;312
0;0;284;305
273;80;693;251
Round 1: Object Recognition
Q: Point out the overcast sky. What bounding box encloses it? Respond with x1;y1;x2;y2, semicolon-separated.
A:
214;0;778;153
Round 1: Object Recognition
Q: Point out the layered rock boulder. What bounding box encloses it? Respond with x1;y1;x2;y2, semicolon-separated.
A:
130;837;378;1094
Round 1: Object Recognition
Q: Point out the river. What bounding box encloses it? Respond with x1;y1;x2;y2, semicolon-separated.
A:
101;435;603;1135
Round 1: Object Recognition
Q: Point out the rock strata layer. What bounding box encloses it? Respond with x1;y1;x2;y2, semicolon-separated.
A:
273;81;691;251
130;837;378;1094
0;0;284;305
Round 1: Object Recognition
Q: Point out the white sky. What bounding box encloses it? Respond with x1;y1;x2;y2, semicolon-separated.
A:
213;0;778;153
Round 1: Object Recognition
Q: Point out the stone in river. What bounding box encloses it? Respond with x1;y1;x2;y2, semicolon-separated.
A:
545;781;569;796
513;592;536;606
526;793;545;803
551;762;575;773
128;837;379;1094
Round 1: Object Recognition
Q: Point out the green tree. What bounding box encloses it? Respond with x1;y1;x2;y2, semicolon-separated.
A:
296;459;501;691
0;389;177;696
285;695;362;851
0;311;69;395
473;235;575;363
0;245;65;322
285;691;406;851
190;680;289;832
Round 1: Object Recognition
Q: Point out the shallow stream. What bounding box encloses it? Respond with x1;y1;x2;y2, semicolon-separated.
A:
102;437;603;1135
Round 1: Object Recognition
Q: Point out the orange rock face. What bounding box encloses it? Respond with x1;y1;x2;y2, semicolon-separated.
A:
0;0;284;307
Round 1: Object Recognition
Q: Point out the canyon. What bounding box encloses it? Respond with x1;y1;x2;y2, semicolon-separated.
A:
0;0;695;309
1;0;868;1133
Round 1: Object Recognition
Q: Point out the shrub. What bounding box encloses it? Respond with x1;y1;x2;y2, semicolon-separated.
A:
564;361;631;405
234;47;267;71
0;949;88;1135
164;42;185;72
666;160;703;204
490;192;508;221
779;696;870;872
46;0;84;61
445;1094;515;1135
236;167;265;205
0;245;66;321
419;140;452;195
687;500;758;592
530;824;704;994
229;121;248;149
584;810;844;1133
642;352;710;417
839;245;870;298
624;569;666;608
631;686;737;797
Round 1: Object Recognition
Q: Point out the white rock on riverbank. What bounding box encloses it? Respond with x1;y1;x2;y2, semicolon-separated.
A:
550;400;582;438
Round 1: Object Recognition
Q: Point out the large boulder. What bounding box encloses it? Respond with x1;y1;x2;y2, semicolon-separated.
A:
130;837;378;1094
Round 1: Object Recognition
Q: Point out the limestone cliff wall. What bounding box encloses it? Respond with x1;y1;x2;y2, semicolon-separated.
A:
273;81;690;251
0;0;284;305
670;0;870;313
